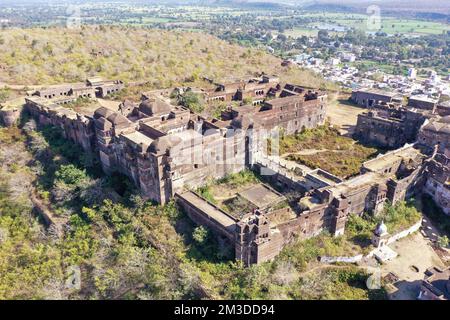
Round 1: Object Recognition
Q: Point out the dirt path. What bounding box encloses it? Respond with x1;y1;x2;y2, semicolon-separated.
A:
380;232;445;300
283;149;327;156
327;99;367;137
282;148;351;158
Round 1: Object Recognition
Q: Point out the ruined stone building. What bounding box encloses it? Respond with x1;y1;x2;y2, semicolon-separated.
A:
298;144;425;224
354;103;427;149
22;78;326;206
407;95;439;112
173;84;449;265
4;79;449;266
0;97;25;127
25;96;95;152
418;266;450;300
352;90;449;218
418;116;450;157
92;99;246;204
203;75;280;104
225;86;327;135
1;78;124;127
351;89;402;108
32;77;124;103
423;153;450;215
177;143;428;265
353;88;448;153
437;101;450;117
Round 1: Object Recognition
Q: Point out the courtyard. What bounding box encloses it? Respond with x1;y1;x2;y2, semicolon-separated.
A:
280;125;381;178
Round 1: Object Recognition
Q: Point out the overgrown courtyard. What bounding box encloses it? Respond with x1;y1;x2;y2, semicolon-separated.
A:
280;125;382;178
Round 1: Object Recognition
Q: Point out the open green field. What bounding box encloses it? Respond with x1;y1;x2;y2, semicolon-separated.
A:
118;17;177;26
283;28;319;37
295;12;450;36
353;59;398;74
340;17;450;35
283;27;346;38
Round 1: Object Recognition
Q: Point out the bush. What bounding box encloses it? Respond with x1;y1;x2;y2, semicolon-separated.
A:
192;226;208;244
381;201;421;234
55;164;88;186
437;235;449;248
217;170;259;187
197;185;216;204
0;88;10;103
179;91;204;113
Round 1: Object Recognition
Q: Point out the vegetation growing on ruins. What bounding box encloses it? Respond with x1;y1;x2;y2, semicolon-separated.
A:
64;97;98;112
275;201;422;265
345;201;422;246
196;170;261;215
0;125;388;299
0;26;333;91
216;170;260;187
280;125;381;178
175;90;205;114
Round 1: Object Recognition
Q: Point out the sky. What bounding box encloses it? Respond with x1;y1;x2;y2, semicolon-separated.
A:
1;0;448;7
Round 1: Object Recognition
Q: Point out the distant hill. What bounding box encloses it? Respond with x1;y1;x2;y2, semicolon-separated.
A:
0;26;330;89
313;1;450;22
236;0;450;17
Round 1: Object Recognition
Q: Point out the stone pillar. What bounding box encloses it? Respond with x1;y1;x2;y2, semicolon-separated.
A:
330;197;349;236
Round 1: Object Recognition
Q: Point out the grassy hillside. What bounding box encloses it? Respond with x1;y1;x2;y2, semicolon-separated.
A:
0;26;332;90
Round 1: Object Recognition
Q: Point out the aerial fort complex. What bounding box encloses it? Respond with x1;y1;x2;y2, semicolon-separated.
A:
1;77;449;266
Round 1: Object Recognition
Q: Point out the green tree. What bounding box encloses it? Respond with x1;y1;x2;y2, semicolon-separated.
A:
193;226;208;244
437;235;449;248
0;88;10;103
55;164;88;186
179;91;204;113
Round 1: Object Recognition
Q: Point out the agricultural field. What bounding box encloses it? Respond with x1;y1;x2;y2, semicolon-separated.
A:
282;27;343;38
296;12;450;36
280;125;381;178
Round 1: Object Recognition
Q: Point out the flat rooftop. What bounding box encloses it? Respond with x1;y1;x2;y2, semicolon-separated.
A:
239;184;285;209
362;146;423;173
171;129;204;143
327;171;383;195
179;191;237;229
357;88;397;97
306;169;343;187
299;196;322;210
409;95;438;104
121;131;154;150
